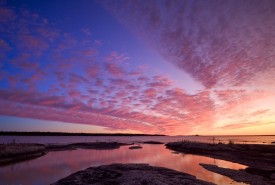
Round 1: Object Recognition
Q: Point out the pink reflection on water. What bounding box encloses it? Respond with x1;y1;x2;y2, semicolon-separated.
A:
0;144;247;185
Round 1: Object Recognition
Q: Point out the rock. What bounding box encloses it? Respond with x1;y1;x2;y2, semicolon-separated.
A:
166;141;275;171
129;145;142;150
0;143;46;165
0;142;131;165
245;167;275;179
47;142;130;151
52;163;214;185
200;164;273;185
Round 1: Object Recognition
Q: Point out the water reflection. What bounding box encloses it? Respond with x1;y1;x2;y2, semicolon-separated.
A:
0;144;247;185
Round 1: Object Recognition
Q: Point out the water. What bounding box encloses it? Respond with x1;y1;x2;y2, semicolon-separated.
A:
0;144;247;185
0;135;274;144
1;135;274;185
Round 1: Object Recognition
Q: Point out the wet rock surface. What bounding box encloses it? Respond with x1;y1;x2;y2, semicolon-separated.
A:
52;163;215;185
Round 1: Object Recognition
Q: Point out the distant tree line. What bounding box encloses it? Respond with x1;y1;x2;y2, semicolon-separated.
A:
0;131;165;137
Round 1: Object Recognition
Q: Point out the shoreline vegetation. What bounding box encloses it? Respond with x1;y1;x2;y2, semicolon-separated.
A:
166;141;275;185
0;131;165;136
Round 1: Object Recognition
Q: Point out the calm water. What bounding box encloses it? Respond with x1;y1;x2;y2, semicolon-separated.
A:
0;144;247;185
0;135;274;185
1;135;275;144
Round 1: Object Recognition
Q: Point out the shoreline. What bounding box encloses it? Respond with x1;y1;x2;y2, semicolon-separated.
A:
166;141;275;184
0;142;132;166
0;141;164;166
2;140;275;184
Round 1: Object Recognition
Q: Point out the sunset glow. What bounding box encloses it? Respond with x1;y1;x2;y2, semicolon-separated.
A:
0;0;275;135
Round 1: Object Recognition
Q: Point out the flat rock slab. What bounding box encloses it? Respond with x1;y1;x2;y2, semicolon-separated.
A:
52;163;214;185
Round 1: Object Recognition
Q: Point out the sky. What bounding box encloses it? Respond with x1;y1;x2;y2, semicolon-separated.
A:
0;0;275;135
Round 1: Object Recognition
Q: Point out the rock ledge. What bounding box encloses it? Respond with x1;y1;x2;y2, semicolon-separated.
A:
52;163;214;185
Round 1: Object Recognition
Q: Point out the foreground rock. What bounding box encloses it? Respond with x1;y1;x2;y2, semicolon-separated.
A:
52;163;214;185
166;141;275;183
0;143;46;165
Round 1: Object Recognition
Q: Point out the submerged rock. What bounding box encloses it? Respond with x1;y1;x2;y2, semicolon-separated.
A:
52;163;214;185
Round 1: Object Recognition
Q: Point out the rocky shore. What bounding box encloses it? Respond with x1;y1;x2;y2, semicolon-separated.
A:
51;163;214;185
0;143;46;165
200;164;273;185
0;142;130;165
46;142;130;151
166;141;275;184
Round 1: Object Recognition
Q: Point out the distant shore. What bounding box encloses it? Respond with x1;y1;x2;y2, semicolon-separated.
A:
0;131;165;137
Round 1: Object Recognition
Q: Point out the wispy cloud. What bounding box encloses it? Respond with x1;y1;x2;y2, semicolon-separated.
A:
103;0;275;88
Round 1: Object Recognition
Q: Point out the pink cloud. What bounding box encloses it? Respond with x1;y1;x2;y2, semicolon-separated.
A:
105;63;125;77
103;0;275;88
144;88;157;99
221;121;275;130
0;38;11;51
105;52;129;63
250;109;269;117
0;5;16;23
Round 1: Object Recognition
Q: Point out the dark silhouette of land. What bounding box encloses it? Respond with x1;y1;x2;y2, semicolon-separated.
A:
0;131;165;137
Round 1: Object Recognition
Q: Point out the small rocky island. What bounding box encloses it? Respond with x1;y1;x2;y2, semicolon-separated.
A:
51;163;214;185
